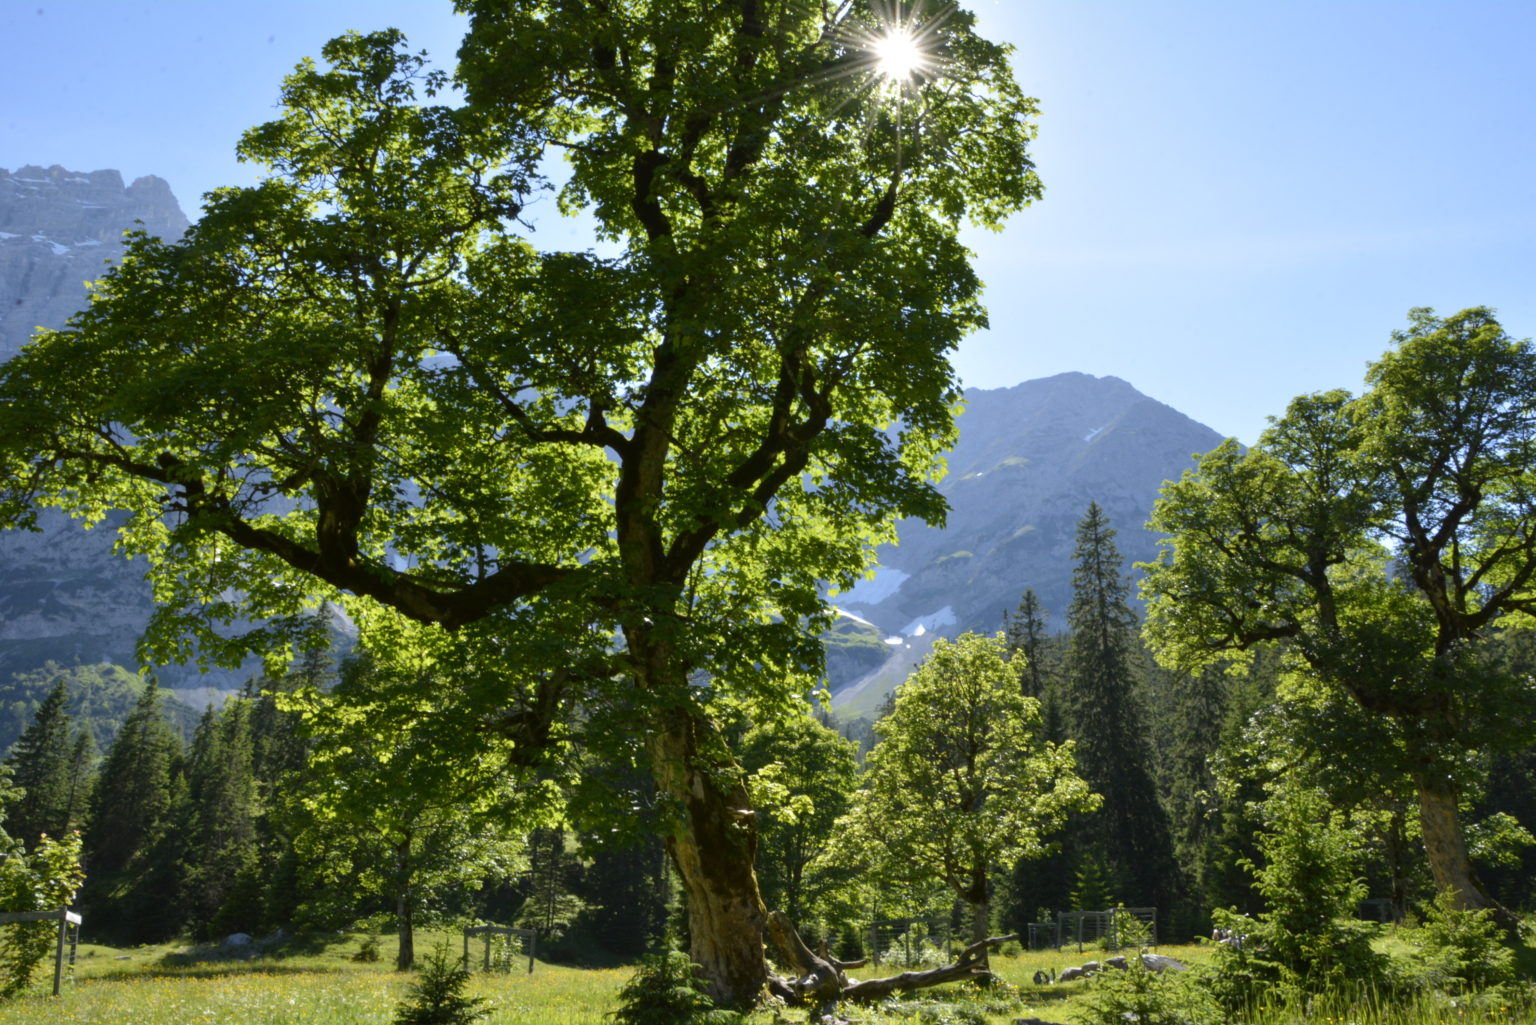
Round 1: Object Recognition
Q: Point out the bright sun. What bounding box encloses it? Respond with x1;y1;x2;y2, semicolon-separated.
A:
872;29;924;81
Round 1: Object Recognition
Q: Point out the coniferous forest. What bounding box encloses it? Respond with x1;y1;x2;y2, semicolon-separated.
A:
0;3;1533;1024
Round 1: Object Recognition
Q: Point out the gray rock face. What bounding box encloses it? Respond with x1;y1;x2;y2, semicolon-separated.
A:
1;165;188;359
831;372;1225;709
0;167;214;693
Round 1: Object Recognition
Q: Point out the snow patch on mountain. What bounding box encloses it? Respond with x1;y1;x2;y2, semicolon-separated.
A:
900;606;956;636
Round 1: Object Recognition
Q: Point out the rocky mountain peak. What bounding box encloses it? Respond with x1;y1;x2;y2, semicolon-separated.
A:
0;164;190;359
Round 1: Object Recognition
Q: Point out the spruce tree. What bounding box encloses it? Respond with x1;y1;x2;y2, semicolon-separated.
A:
61;730;96;840
83;681;178;874
183;699;261;937
3;682;78;847
1004;589;1066;743
1062;502;1176;913
80;680;185;943
1152;661;1228;935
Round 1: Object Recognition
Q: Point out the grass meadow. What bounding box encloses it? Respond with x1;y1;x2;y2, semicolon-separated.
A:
0;929;1531;1025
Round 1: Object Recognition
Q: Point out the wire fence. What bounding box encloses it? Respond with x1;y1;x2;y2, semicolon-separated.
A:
1024;907;1157;953
462;925;537;974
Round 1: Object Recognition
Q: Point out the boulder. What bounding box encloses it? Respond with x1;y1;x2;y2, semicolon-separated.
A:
1139;953;1188;973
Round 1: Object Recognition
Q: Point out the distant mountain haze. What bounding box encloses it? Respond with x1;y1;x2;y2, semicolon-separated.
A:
0;166;1228;723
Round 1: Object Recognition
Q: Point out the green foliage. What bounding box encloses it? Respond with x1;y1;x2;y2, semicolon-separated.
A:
181;698;260;938
837;633;1098;943
1077;959;1219;1025
1109;905;1153;951
352;934;381;963
739;710;859;926
878;999;989;1025
82;681;179;876
1069;855;1114;912
1408;888;1515;995
282;648;544;969
878;923;950;969
391;942;488;1025
77;680;185;946
1143;307;1536;916
1207;781;1386;1006
1064;503;1176;909
0;663;195;758
0;828;85;998
513;828;587;943
0;5;1044;1000
1;682;88;850
606;951;742;1025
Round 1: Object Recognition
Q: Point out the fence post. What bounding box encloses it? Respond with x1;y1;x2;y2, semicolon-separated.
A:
52;911;66;996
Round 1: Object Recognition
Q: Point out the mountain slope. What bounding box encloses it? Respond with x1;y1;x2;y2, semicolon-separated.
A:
831;372;1226;709
0;166;223;696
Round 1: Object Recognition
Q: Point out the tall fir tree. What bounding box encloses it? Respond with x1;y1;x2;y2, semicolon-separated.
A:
80;680;184;943
1062;502;1176;913
3;682;81;848
244;671;314;933
85;682;179;873
1004;590;1051;700
1004;589;1066;743
61;729;97;841
182;698;261;937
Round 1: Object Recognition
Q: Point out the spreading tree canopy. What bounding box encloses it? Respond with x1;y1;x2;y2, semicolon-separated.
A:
1142;307;1536;928
0;3;1039;1003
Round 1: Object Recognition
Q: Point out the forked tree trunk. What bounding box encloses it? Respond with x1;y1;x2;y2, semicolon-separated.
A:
648;707;768;1008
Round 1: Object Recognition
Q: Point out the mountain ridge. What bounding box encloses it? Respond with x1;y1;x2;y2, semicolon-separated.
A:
829;371;1226;714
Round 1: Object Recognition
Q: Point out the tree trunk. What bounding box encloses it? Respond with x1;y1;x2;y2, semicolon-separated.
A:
1386;798;1410;923
964;867;991;971
1414;769;1516;931
648;707;767;1009
396;837;415;971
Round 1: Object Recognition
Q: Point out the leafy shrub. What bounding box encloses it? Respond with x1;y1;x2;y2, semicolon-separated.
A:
607;950;743;1025
391;942;488;1025
1077;958;1219;1025
1407;888;1514;995
880;923;950;969
1109;905;1152;950
0;830;85;999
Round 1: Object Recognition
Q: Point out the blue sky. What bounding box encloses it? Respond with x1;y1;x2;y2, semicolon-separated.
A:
3;1;1533;445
